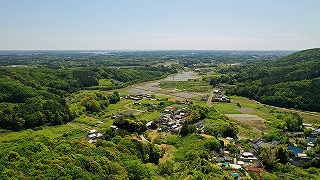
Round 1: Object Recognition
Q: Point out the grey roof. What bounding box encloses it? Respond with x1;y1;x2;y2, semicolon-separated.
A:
224;156;232;162
216;157;224;162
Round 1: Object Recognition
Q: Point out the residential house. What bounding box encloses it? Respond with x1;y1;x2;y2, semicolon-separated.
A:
88;129;103;143
239;152;258;162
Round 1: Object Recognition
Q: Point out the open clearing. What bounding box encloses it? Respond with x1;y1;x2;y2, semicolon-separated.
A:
226;114;263;122
173;92;199;98
245;120;269;131
235;107;254;113
159;144;176;162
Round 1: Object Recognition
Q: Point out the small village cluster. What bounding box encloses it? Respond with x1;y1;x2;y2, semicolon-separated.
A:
88;92;320;174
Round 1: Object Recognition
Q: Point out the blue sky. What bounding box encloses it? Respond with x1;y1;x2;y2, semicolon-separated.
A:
1;0;319;50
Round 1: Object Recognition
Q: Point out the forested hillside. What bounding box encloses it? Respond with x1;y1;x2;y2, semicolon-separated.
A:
226;48;320;111
0;66;178;131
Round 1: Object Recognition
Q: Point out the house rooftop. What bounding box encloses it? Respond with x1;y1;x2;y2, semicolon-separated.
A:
287;146;303;155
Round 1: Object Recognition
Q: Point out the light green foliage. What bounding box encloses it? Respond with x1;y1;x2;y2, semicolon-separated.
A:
98;79;113;86
203;137;221;151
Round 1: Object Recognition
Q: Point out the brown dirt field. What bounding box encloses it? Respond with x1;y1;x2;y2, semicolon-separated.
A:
301;114;320;121
147;130;160;142
236;108;254;113
159;144;176;162
244;120;269;131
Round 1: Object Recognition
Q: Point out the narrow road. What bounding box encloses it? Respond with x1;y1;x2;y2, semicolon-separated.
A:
140;134;150;143
206;88;214;107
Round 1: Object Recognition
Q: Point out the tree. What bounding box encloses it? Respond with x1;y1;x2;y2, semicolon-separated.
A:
204;137;221;151
221;122;239;138
158;160;174;176
180;123;189;137
275;145;289;164
258;147;277;171
236;102;241;108
285;113;303;131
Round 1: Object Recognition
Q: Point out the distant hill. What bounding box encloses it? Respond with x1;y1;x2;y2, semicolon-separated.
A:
227;48;320;112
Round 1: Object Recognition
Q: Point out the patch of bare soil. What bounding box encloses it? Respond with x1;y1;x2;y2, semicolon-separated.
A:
244;120;269;131
233;99;258;104
226;114;263;122
236;108;254;113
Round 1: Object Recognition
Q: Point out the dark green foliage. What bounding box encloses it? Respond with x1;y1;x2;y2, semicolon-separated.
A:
158;160;174;176
227;48;320;112
73;69;99;87
0;63;172;131
180;123;190;137
113;117;147;134
204;121;239;138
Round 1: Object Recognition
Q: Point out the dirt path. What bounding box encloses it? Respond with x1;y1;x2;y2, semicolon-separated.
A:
206;88;214;107
139;134;150;143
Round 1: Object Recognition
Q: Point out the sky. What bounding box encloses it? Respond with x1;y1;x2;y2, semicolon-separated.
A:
0;0;319;50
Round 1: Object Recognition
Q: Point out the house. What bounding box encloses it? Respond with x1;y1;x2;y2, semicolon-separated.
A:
249;138;274;151
213;94;230;102
229;164;242;169
210;150;219;159
170;128;179;134
133;101;141;105
287;146;303;155
291;157;310;167
237;161;245;167
88;129;103;143
239;152;258;162
146;121;153;127
302;123;315;130
254;161;263;168
306;136;317;143
110;125;119;130
224;156;232;162
297;153;307;158
216;157;225;162
310;128;320;137
247;166;265;172
291;132;304;137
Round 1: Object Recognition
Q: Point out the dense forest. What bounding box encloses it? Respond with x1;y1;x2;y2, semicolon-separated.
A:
0;65;178;131
222;48;320;112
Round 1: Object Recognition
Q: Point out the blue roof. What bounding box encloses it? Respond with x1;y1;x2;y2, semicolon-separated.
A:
287;146;303;154
305;137;316;143
232;173;239;178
